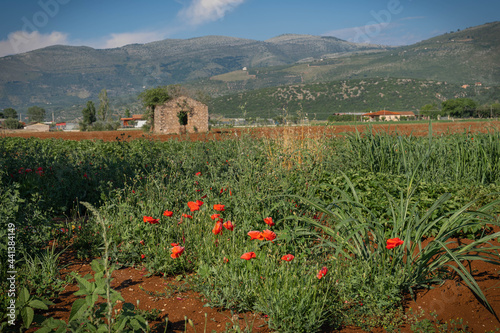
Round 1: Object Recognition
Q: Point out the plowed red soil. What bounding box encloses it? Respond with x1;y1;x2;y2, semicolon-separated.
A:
3;120;500;142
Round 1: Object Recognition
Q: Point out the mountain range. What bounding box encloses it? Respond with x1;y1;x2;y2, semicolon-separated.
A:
0;21;499;121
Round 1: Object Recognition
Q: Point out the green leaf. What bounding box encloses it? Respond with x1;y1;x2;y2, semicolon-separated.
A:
29;299;49;310
21;306;34;328
19;287;30;305
68;298;87;322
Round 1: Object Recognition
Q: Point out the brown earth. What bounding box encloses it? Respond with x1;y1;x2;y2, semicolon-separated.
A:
3;120;500;142
13;121;500;332
25;240;500;333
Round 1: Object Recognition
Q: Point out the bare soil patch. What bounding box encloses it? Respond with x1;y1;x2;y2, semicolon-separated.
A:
3;121;500;142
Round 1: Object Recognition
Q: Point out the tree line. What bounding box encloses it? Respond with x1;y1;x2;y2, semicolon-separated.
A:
0;106;46;129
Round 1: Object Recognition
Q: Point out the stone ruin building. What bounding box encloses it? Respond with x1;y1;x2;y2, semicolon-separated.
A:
153;96;208;134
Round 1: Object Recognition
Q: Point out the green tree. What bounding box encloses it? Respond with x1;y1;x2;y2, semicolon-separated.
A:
420;103;440;119
3;108;17;119
27;106;46;123
3;118;23;129
98;89;109;122
82;101;97;129
138;86;171;130
441;98;477;118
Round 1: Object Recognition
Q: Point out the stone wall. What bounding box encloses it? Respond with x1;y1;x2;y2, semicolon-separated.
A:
153;96;208;134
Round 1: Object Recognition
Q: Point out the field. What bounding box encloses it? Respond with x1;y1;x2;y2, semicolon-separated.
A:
3;120;500;142
1;121;500;332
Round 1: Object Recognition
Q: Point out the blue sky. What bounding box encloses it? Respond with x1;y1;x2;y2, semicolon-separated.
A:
0;0;499;57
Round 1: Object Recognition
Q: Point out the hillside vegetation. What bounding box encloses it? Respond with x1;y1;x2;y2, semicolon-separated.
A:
208;77;500;120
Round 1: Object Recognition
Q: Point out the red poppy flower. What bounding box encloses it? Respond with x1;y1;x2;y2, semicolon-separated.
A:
317;266;328;279
240;252;256;260
386;237;404;249
262;229;276;242
212;222;223;235
196;200;204;206
220;188;224;194
139;240;145;245
211;213;221;220
200;194;207;199
263;217;275;226
281;254;294;261
171;242;179;246
223;257;229;263
171;246;185;259
187;201;200;212
213;204;225;211
223;220;234;231
141;254;146;259
143;216;159;224
248;231;264;240
195;172;202;176
163;210;173;217
182;213;193;219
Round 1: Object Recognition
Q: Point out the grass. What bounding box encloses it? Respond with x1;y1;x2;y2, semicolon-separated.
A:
1;124;500;331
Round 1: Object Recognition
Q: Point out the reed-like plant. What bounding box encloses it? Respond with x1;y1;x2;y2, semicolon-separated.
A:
289;171;500;316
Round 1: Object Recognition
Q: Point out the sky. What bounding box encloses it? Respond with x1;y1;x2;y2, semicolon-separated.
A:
0;0;499;57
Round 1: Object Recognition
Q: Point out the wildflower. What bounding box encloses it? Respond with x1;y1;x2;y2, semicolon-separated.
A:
317;266;328;279
212;222;223;235
196;200;204;207
223;220;234;231
195;172;202;176
200;194;207;199
187;201;200;212
182;213;192;219
223;257;229;263
171;243;179;246
248;231;264;240
240;252;256;260
141;254;146;259
139;240;145;245
281;254;294;262
386;237;404;249
213;204;225;211
163;210;173;217
262;229;276;242
171;245;185;259
211;213;221;220
143;216;159;224
263;217;275;226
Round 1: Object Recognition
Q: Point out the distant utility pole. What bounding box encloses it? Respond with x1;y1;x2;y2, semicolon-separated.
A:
52;112;55;123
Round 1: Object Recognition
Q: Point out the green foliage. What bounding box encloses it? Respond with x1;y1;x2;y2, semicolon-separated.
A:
98;88;109;122
81;101;97;129
2;126;500;331
3;118;23;129
27;106;46;123
20;243;71;298
3;107;17;119
0;287;52;332
441;98;478;117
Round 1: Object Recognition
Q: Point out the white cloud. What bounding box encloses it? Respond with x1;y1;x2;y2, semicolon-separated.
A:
178;0;246;26
0;30;68;57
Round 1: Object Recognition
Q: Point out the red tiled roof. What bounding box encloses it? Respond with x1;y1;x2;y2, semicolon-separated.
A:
362;110;415;117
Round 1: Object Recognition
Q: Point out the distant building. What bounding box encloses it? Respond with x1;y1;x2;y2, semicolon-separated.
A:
475;82;482;86
24;123;50;132
362;110;415;121
120;114;145;128
461;84;469;89
154;96;208;134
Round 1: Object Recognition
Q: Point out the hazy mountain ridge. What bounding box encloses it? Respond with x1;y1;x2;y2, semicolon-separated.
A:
0;22;499;121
